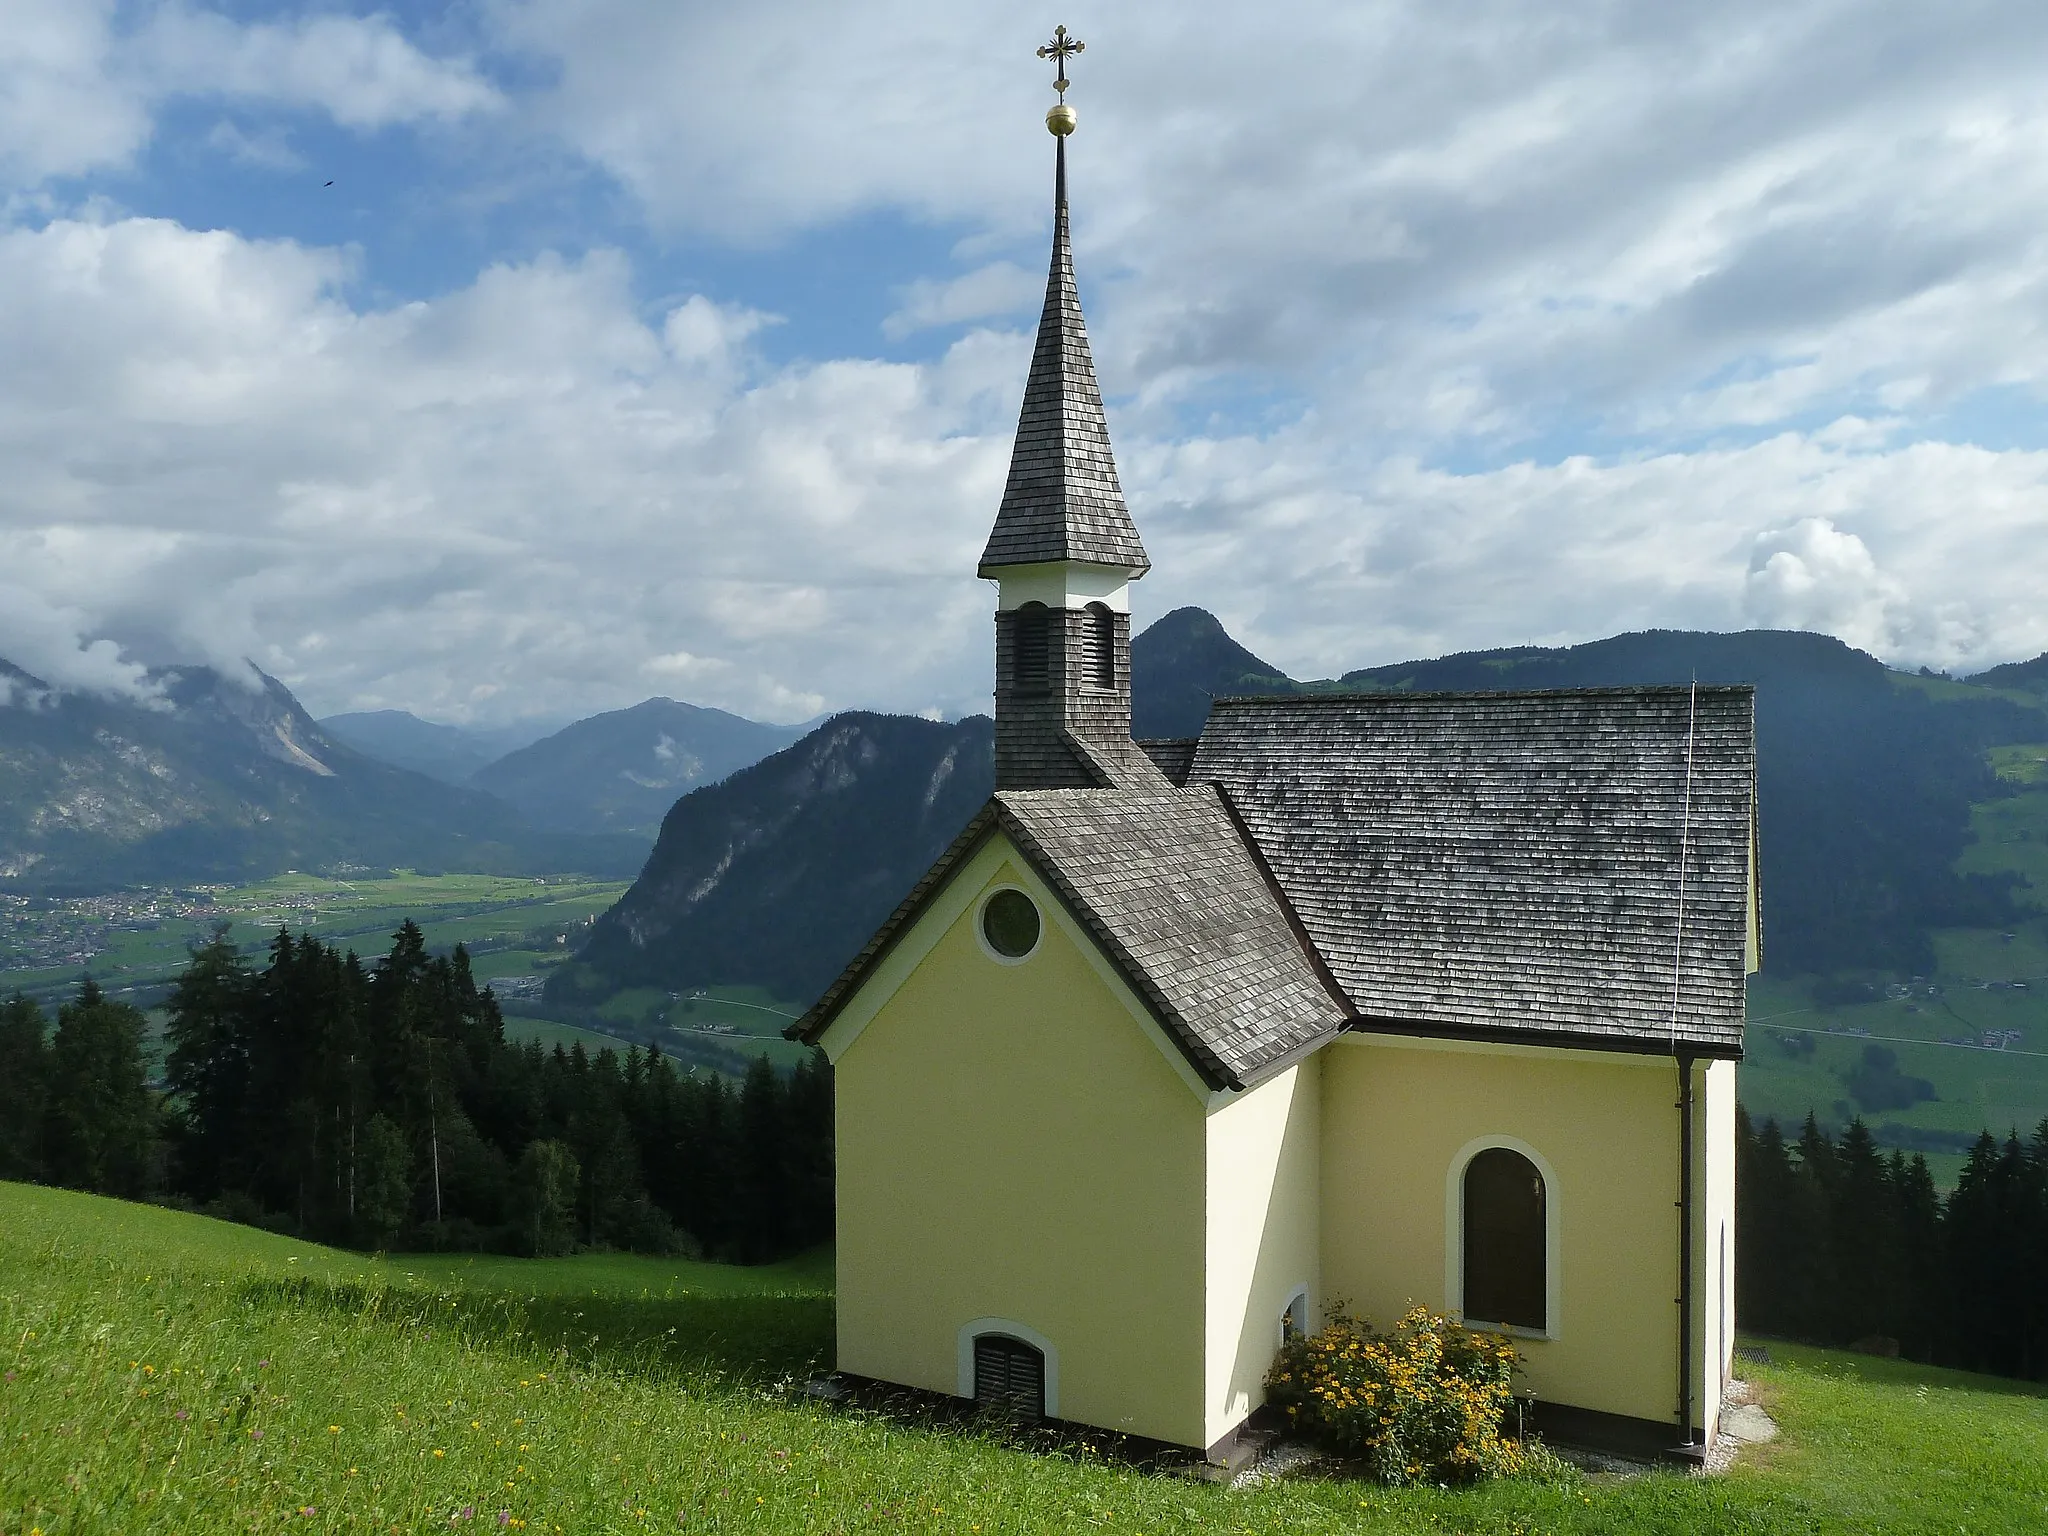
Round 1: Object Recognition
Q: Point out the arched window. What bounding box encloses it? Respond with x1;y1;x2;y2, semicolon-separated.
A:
972;1333;1046;1420
1463;1147;1546;1330
1086;602;1116;690
1013;602;1051;694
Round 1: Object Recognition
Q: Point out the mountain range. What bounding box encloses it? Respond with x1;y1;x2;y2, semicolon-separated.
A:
0;661;646;889
318;699;805;838
561;609;2048;1007
316;711;557;784
467;699;805;837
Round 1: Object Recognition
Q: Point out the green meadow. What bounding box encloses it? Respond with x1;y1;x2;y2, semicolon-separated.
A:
0;872;631;1012
6;1183;2048;1534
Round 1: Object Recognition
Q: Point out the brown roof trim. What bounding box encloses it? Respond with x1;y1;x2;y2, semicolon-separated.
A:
994;801;1240;1093
789;796;1241;1093
1339;1014;1744;1062
788;806;1002;1044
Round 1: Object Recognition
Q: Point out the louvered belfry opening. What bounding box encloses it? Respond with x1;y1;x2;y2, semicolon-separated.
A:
1012;602;1052;694
972;1333;1047;1420
1463;1148;1547;1330
1086;602;1116;690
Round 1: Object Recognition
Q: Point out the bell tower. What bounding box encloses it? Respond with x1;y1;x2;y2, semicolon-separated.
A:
981;30;1163;792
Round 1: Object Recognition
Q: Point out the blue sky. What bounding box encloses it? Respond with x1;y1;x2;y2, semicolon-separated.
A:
2;0;2045;724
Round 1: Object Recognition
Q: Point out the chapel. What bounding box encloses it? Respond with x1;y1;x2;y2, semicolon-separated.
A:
794;51;1756;1467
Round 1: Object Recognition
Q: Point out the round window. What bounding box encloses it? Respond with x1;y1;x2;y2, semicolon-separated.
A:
981;889;1041;959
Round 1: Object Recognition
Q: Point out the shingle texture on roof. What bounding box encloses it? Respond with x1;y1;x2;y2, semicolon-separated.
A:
997;788;1345;1086
978;144;1149;577
794;788;1344;1090
1136;738;1199;786
1188;688;1756;1055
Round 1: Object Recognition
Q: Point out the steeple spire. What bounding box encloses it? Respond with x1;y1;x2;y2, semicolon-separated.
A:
977;38;1148;578
984;33;1165;794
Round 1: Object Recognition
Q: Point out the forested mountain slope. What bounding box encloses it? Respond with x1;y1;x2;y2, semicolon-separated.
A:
561;713;993;1004
574;613;2048;1006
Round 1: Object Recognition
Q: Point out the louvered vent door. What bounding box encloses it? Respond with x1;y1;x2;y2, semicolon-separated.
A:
972;1334;1045;1420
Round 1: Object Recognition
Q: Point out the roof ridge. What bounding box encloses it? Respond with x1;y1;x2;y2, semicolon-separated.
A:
1208;683;1756;705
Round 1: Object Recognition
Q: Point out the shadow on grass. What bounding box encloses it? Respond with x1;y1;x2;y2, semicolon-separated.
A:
1744;1336;2048;1398
235;1275;834;1385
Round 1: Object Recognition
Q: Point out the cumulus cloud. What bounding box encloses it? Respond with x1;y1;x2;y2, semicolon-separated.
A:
0;0;150;184
1;209;2042;732
4;0;2048;728
0;2;498;189
0;214;1017;723
884;262;1042;340
137;5;500;128
489;0;2048;449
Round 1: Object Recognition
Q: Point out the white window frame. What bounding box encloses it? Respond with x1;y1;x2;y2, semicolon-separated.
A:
1444;1134;1561;1341
973;885;1043;966
957;1317;1059;1417
1277;1284;1312;1348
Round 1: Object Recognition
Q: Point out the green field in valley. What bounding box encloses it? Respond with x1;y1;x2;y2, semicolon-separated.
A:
5;1182;2048;1534
0;872;817;1077
0;871;630;1013
1740;738;2048;1183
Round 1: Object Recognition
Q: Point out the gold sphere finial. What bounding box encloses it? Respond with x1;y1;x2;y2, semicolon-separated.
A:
1036;26;1084;132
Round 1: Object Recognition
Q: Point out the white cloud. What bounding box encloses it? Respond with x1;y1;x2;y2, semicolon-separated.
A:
884;262;1042;340
138;5;501;129
0;214;1016;724
204;119;306;172
0;0;149;184
5;0;2048;728
485;0;2048;449
0;209;2042;738
0;3;499;190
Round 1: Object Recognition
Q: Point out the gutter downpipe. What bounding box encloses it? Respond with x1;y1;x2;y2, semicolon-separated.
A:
1676;1050;1697;1451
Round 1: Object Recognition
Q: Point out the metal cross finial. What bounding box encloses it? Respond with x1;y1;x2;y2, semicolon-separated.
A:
1036;25;1084;100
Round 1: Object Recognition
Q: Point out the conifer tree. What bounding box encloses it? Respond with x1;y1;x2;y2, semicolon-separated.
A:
45;978;158;1197
0;993;49;1180
163;923;251;1199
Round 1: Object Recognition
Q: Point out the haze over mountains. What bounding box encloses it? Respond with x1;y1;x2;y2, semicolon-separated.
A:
0;660;646;888
467;700;805;837
320;698;804;838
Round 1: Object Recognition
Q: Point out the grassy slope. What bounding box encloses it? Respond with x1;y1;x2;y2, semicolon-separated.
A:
6;1186;2047;1534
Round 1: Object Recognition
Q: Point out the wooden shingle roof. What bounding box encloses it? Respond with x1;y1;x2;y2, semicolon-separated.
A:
977;144;1149;577
792;788;1344;1091
1188;687;1756;1057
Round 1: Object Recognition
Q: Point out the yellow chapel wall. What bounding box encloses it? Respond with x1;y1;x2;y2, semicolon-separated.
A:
826;837;1210;1448
1202;1056;1321;1449
1321;1034;1697;1428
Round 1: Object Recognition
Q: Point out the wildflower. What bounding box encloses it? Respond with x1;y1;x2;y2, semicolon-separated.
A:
498;1516;511;1528
251;1429;264;1441
434;1449;446;1458
329;1425;341;1434
301;1508;317;1518
175;1410;190;1421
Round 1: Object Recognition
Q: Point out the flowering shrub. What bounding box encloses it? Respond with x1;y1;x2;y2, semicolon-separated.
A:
1264;1305;1525;1485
